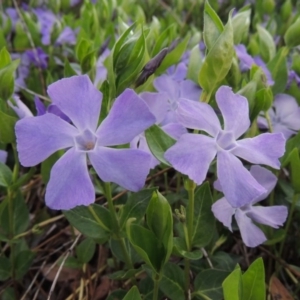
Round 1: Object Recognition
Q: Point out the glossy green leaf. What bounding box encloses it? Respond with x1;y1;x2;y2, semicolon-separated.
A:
64;205;111;241
257;25;276;62
173;237;203;260
76;238;96;263
287;148;300;193
238;80;257;112
0;59;19;101
199;12;234;100
284;17;300;48
160;262;185;300
194;269;230;299
187;44;203;84
0;47;11;68
64;59;78;77
250;87;273;121
0;162;12;187
0;256;11;281
123;286;142;300
281;131;300;166
15;250;35;279
222;266;242;300
192;182;215;247
0;110;17;144
232;9;251;44
242;258;265;300
151;24;176;57
203;0;224;51
119;188;156;229
145;124;176;166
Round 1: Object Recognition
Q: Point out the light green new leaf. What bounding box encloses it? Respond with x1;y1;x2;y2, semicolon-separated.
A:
257;25;276;62
284;17;300;48
123;286;142;300
232;9;251;44
222;266;243;300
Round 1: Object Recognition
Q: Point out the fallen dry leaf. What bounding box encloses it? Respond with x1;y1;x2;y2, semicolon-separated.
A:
269;275;294;300
93;276;110;299
42;264;80;282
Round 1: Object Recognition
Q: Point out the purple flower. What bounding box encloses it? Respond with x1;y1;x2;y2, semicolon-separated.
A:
55;27;77;46
212;165;288;247
165;86;285;207
287;70;300;89
0;150;7;163
235;44;274;85
258;94;300;139
8;96;33;119
16;75;156;210
94;49;110;87
12;53;30;91
25;47;48;69
5;8;18;30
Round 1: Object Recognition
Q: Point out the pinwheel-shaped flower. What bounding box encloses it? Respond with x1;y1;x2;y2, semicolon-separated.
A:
165;86;285;207
16;75;156;210
258;94;300;139
212;165;288;247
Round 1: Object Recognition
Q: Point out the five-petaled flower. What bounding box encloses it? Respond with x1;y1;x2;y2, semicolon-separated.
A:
16;75;156;210
212;165;288;247
165;86;286;207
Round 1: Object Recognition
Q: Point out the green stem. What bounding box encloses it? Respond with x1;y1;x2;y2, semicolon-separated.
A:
152;273;160;300
278;193;298;258
88;206;110;232
265;111;273;133
186;179;195;249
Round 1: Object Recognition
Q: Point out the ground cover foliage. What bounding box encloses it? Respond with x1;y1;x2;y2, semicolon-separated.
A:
0;0;300;299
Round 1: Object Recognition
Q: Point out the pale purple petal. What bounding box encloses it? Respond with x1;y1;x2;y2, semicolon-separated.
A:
97;89;155;146
217;151;266;207
216;86;250;139
246;205;288;228
34;96;46;116
257;115;268;129
161;123;187;140
0;150;7;163
154;75;180;100
235;44;254;71
165;134;217;185
46;149;94;210
16;114;78;166
8;96;33;119
47;75;102;131
274;94;299;118
273;124;295;140
140;92;169;124
179;80;202;101
168;62;187;81
89;147;151;191
249;165;277;202
211;197;235;231
55;27;76;45
235;209;267;247
232;133;285;169
47;105;71;122
253;56;274;86
176;99;221;136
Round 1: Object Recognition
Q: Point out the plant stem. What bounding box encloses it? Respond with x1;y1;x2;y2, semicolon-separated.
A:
152;273;160;300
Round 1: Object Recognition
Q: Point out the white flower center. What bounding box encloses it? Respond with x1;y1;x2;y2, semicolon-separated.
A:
216;131;236;151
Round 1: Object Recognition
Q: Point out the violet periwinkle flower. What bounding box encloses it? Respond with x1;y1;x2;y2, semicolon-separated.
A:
165;86;285;207
12;53;30;92
287;70;300;89
0;150;8;164
212;165;288;247
153;63;202;124
55;27;77;46
8;96;33;119
258;94;300;139
25;47;48;69
235;44;274;86
16;75;156;210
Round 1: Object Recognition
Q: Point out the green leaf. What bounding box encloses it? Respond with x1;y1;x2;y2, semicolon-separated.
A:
222;266;242;300
64;205;110;241
287;148;300;193
173;237;203;260
151;24;176;57
76;38;93;63
145;124;176;166
242;258;265;300
267;47;289;95
250;87;273;121
199;12;234;100
0;256;11;281
123;286;142;300
76;238;96;263
99;80;110;122
284;17;300;48
119;188;156;229
0;110;17;144
187;45;203;84
0;47;11;68
0;162;12;187
192;182;215;247
281;131;300;166
193;269;230;299
41;151;61;184
126;219;163;273
257;25;276;62
64;59;78;77
160;262;185;300
232;9;251;44
0;59;20;100
203;0;224;51
15;250;35;279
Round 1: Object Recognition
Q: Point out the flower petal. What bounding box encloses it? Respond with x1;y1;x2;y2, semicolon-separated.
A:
217;151;266;207
97;89;156;146
47;75;102;131
16;114;78;166
153;74;180;100
89;147;151;191
140;92;169;124
161;123;187;140
235;209;267;247
273;94;298;118
46;149;94;210
179;80;202;101
176;99;221;136
249;165;277;202
232;133;286;169
165;134;217;185
215;86;250;139
211;197;235;231
246;205;288;228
